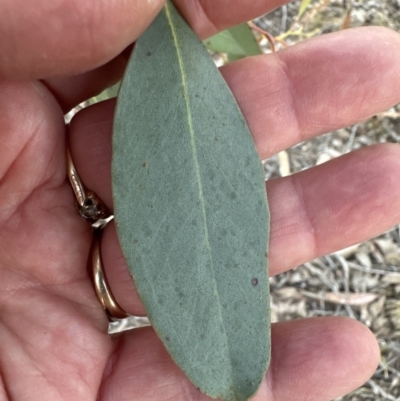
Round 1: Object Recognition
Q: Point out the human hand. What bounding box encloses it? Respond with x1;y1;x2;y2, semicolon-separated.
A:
1;1;400;400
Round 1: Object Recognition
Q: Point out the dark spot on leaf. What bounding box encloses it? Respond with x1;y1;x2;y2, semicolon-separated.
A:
252;278;259;287
143;226;152;237
166;336;170;341
133;239;138;244
142;162;148;167
195;93;200;98
175;287;184;299
231;359;239;368
146;51;152;56
230;192;237;200
265;252;268;258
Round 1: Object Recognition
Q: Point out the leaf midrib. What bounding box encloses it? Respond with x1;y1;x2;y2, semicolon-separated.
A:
164;0;234;379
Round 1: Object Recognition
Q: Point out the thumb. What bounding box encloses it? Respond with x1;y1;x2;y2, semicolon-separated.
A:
0;0;165;79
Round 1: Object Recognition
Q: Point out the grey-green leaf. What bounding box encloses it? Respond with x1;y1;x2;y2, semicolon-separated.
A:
205;23;262;62
112;2;270;401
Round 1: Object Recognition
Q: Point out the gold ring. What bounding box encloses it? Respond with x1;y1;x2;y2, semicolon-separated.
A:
91;231;130;320
67;142;130;321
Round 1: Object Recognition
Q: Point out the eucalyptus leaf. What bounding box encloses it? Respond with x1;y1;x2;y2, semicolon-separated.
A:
228;24;262;57
205;30;246;58
205;23;261;62
112;2;270;401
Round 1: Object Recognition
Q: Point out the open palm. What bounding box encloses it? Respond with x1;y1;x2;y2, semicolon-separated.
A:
1;1;400;400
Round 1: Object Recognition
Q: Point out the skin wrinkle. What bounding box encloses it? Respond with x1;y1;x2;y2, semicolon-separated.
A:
0;178;58;239
99;330;202;401
31;81;64;119
265;370;276;401
97;334;126;400
194;0;220;33
0;275;42;314
314;145;400;250
0;297;105;401
267;319;379;401
0;240;98;318
1;270;88;315
275;56;303;148
0;0;18;78
267;177;313;272
0;114;63;232
288;175;317;262
0;371;12;401
0;319;56;401
0;134;32;185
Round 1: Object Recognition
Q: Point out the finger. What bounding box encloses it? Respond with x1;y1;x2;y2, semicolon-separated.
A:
2;0;286;80
98;317;379;401
43;0;289;111
0;0;165;79
173;0;288;39
267;143;400;274
65;25;400;128
43;50;129;113
221;26;400;159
